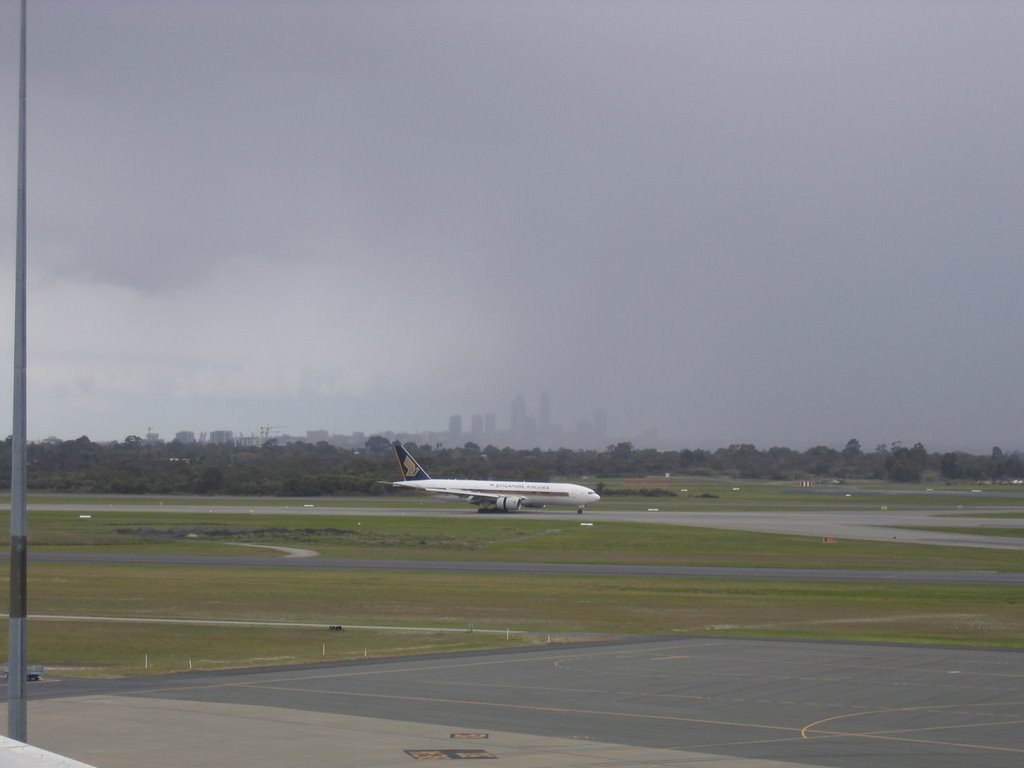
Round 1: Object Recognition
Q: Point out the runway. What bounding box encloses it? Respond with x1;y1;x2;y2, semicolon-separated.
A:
12;498;1024;550
8;637;1023;768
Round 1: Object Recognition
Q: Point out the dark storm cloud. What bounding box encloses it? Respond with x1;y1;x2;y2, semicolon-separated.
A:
1;1;1021;451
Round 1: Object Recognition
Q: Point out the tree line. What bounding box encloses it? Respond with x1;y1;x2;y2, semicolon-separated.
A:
0;435;1020;497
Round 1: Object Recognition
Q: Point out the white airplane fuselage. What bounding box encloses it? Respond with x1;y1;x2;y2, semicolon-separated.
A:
393;478;600;510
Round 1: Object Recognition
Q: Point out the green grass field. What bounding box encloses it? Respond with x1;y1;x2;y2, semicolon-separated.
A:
7;563;1021;676
5;507;1023;571
1;488;1023;676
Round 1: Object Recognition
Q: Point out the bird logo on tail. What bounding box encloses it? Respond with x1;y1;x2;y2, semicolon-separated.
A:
393;441;431;481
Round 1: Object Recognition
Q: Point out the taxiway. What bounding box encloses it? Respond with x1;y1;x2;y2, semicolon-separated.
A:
6;637;1022;768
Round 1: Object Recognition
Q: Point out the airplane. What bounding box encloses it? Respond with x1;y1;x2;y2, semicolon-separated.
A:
390;441;600;513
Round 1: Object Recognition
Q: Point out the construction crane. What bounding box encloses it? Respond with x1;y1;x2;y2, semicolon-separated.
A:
258;425;286;443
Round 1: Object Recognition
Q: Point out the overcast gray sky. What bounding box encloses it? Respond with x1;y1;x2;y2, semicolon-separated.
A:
1;0;1022;452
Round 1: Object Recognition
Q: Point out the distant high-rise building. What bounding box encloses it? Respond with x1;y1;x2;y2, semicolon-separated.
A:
210;430;234;445
511;394;527;433
510;394;536;447
174;431;196;444
306;430;329;443
538;390;551;434
449;414;462;438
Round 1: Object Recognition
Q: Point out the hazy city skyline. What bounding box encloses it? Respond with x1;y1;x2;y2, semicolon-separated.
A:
2;3;1022;455
69;390;613;451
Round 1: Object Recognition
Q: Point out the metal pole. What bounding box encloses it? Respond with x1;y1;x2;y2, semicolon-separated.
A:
8;0;29;743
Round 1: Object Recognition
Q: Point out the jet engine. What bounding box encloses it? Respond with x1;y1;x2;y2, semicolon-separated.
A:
493;495;524;511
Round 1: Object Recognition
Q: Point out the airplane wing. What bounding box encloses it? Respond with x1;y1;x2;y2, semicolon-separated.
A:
418;487;501;503
449;491;510;505
415;486;528;509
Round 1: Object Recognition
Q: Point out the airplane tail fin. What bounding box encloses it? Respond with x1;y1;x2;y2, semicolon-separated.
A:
393;441;431;481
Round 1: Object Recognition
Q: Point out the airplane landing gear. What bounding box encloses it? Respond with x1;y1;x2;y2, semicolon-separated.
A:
577;507;584;514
